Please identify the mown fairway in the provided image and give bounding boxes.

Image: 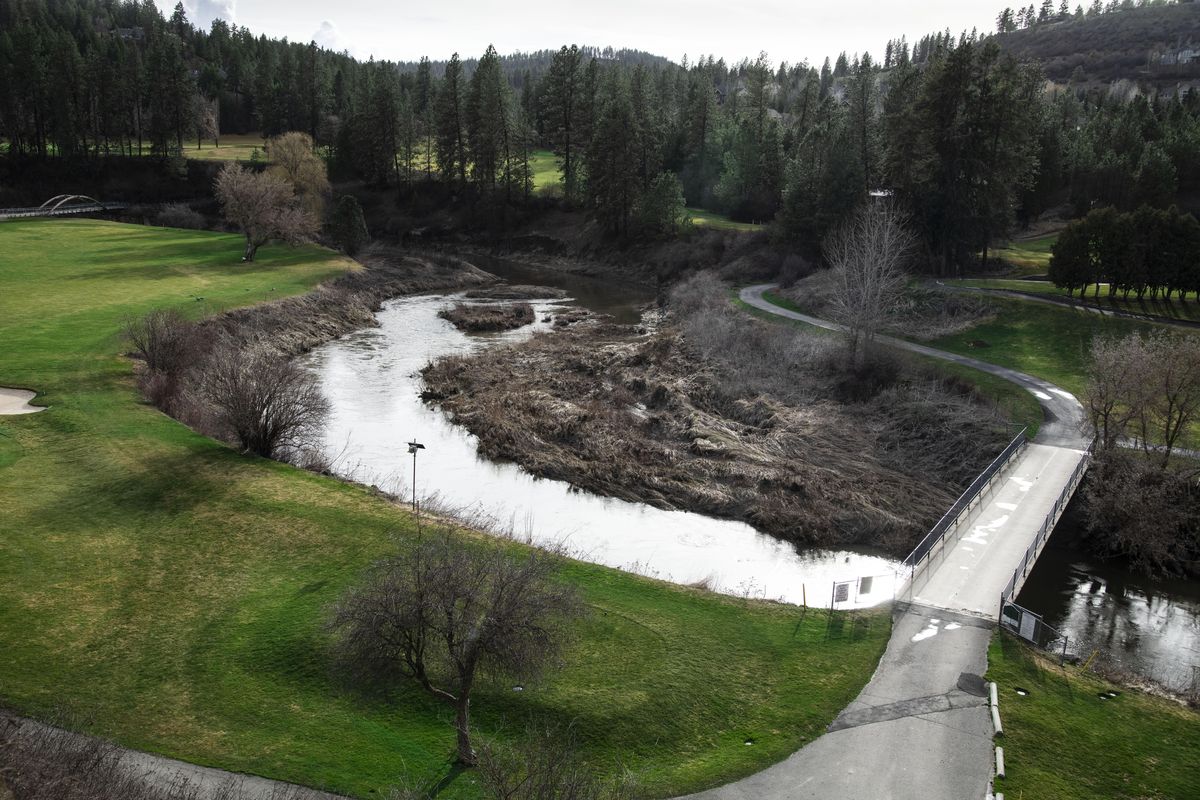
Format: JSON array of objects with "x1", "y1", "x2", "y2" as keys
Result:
[
  {"x1": 929, "y1": 296, "x2": 1194, "y2": 397},
  {"x1": 0, "y1": 218, "x2": 891, "y2": 798},
  {"x1": 988, "y1": 636, "x2": 1200, "y2": 800}
]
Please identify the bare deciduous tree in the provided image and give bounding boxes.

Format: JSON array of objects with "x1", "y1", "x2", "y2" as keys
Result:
[
  {"x1": 1086, "y1": 334, "x2": 1151, "y2": 452},
  {"x1": 1086, "y1": 332, "x2": 1200, "y2": 465},
  {"x1": 124, "y1": 309, "x2": 198, "y2": 375},
  {"x1": 328, "y1": 533, "x2": 585, "y2": 765},
  {"x1": 823, "y1": 201, "x2": 914, "y2": 366},
  {"x1": 214, "y1": 163, "x2": 318, "y2": 262},
  {"x1": 266, "y1": 132, "x2": 331, "y2": 218},
  {"x1": 200, "y1": 347, "x2": 329, "y2": 459}
]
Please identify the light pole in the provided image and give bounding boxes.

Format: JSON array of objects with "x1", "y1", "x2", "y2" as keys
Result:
[{"x1": 407, "y1": 441, "x2": 425, "y2": 517}]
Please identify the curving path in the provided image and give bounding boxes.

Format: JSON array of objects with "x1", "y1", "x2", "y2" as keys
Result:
[
  {"x1": 934, "y1": 280, "x2": 1200, "y2": 331},
  {"x1": 1, "y1": 712, "x2": 346, "y2": 800},
  {"x1": 678, "y1": 286, "x2": 1091, "y2": 800}
]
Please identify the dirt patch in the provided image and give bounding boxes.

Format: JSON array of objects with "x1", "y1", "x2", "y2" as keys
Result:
[
  {"x1": 421, "y1": 277, "x2": 1014, "y2": 555},
  {"x1": 440, "y1": 302, "x2": 535, "y2": 332},
  {"x1": 0, "y1": 388, "x2": 43, "y2": 415}
]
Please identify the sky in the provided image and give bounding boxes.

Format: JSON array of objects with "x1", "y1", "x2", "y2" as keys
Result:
[{"x1": 161, "y1": 0, "x2": 1014, "y2": 66}]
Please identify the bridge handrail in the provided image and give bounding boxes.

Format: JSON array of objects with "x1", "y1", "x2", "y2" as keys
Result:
[
  {"x1": 1000, "y1": 438, "x2": 1096, "y2": 602},
  {"x1": 903, "y1": 427, "x2": 1029, "y2": 572}
]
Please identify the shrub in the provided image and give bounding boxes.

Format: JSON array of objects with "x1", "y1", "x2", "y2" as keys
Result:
[
  {"x1": 199, "y1": 347, "x2": 330, "y2": 459},
  {"x1": 123, "y1": 309, "x2": 198, "y2": 376},
  {"x1": 156, "y1": 203, "x2": 205, "y2": 230}
]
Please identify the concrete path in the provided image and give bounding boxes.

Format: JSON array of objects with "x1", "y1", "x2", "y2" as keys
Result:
[
  {"x1": 1, "y1": 712, "x2": 346, "y2": 800},
  {"x1": 681, "y1": 286, "x2": 1092, "y2": 800},
  {"x1": 933, "y1": 280, "x2": 1200, "y2": 330}
]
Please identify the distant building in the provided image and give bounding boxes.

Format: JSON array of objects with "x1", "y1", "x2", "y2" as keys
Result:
[{"x1": 1159, "y1": 46, "x2": 1199, "y2": 66}]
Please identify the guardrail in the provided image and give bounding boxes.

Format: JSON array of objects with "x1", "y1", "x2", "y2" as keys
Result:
[
  {"x1": 903, "y1": 428, "x2": 1028, "y2": 579},
  {"x1": 1000, "y1": 440, "x2": 1095, "y2": 603},
  {"x1": 0, "y1": 202, "x2": 128, "y2": 220}
]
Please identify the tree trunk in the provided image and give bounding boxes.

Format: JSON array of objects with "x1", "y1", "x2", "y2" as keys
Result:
[
  {"x1": 454, "y1": 695, "x2": 476, "y2": 765},
  {"x1": 243, "y1": 238, "x2": 258, "y2": 262}
]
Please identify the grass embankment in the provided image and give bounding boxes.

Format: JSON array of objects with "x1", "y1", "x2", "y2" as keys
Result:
[
  {"x1": 946, "y1": 278, "x2": 1200, "y2": 323},
  {"x1": 748, "y1": 291, "x2": 1044, "y2": 438},
  {"x1": 988, "y1": 635, "x2": 1200, "y2": 800},
  {"x1": 0, "y1": 218, "x2": 891, "y2": 798},
  {"x1": 988, "y1": 233, "x2": 1057, "y2": 275}
]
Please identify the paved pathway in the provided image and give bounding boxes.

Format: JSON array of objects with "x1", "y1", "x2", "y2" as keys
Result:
[
  {"x1": 681, "y1": 286, "x2": 1091, "y2": 800},
  {"x1": 934, "y1": 280, "x2": 1200, "y2": 330},
  {"x1": 1, "y1": 712, "x2": 345, "y2": 800}
]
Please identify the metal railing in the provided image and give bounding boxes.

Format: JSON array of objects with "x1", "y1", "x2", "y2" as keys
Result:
[
  {"x1": 0, "y1": 202, "x2": 128, "y2": 220},
  {"x1": 1000, "y1": 441, "x2": 1095, "y2": 603},
  {"x1": 1000, "y1": 598, "x2": 1072, "y2": 663},
  {"x1": 903, "y1": 427, "x2": 1028, "y2": 579}
]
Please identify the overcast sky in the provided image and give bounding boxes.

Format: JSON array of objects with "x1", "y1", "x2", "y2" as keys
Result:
[{"x1": 163, "y1": 0, "x2": 1010, "y2": 66}]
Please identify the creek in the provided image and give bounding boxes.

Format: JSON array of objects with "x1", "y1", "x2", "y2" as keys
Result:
[{"x1": 303, "y1": 258, "x2": 902, "y2": 607}]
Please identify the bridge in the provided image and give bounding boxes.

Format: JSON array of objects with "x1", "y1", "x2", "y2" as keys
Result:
[
  {"x1": 681, "y1": 285, "x2": 1091, "y2": 800},
  {"x1": 0, "y1": 195, "x2": 129, "y2": 220}
]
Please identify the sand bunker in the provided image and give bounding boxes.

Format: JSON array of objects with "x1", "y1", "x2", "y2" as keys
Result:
[{"x1": 0, "y1": 387, "x2": 44, "y2": 415}]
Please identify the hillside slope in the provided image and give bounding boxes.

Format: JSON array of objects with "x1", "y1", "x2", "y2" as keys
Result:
[{"x1": 994, "y1": 3, "x2": 1200, "y2": 84}]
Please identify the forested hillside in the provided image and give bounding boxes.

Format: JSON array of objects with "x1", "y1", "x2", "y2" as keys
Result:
[
  {"x1": 993, "y1": 1, "x2": 1200, "y2": 84},
  {"x1": 4, "y1": 0, "x2": 1200, "y2": 275}
]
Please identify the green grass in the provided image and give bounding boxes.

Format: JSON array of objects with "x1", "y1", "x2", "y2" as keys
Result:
[
  {"x1": 946, "y1": 278, "x2": 1200, "y2": 323},
  {"x1": 182, "y1": 133, "x2": 269, "y2": 162},
  {"x1": 0, "y1": 218, "x2": 892, "y2": 798},
  {"x1": 529, "y1": 148, "x2": 559, "y2": 191},
  {"x1": 4, "y1": 133, "x2": 269, "y2": 162},
  {"x1": 988, "y1": 635, "x2": 1200, "y2": 800},
  {"x1": 928, "y1": 296, "x2": 1191, "y2": 397},
  {"x1": 686, "y1": 208, "x2": 765, "y2": 232},
  {"x1": 747, "y1": 292, "x2": 1043, "y2": 437},
  {"x1": 988, "y1": 233, "x2": 1057, "y2": 275}
]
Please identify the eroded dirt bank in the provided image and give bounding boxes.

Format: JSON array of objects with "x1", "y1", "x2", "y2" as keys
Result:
[
  {"x1": 421, "y1": 275, "x2": 1015, "y2": 555},
  {"x1": 197, "y1": 244, "x2": 494, "y2": 357}
]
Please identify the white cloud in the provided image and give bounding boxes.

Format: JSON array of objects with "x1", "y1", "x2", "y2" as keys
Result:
[
  {"x1": 313, "y1": 20, "x2": 347, "y2": 53},
  {"x1": 185, "y1": 0, "x2": 236, "y2": 30}
]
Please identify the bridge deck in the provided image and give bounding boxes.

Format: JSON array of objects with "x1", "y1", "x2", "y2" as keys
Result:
[{"x1": 908, "y1": 443, "x2": 1088, "y2": 618}]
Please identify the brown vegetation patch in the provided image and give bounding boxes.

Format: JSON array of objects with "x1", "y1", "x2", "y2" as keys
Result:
[
  {"x1": 783, "y1": 270, "x2": 996, "y2": 341},
  {"x1": 439, "y1": 302, "x2": 536, "y2": 332},
  {"x1": 465, "y1": 285, "x2": 569, "y2": 301},
  {"x1": 421, "y1": 275, "x2": 1013, "y2": 555}
]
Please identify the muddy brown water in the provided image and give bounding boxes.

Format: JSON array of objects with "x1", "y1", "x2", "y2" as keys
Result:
[{"x1": 304, "y1": 260, "x2": 903, "y2": 606}]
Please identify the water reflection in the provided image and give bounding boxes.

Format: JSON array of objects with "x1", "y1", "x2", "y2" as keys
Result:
[
  {"x1": 1017, "y1": 539, "x2": 1200, "y2": 686},
  {"x1": 303, "y1": 269, "x2": 902, "y2": 607}
]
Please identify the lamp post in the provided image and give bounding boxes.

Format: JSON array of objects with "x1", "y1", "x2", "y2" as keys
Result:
[{"x1": 407, "y1": 440, "x2": 425, "y2": 518}]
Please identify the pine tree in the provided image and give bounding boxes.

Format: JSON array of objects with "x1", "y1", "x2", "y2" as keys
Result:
[
  {"x1": 541, "y1": 45, "x2": 586, "y2": 201},
  {"x1": 435, "y1": 52, "x2": 467, "y2": 186}
]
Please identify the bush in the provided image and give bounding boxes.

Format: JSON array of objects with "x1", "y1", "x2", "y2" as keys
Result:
[
  {"x1": 156, "y1": 203, "x2": 205, "y2": 230},
  {"x1": 199, "y1": 347, "x2": 330, "y2": 460},
  {"x1": 123, "y1": 309, "x2": 198, "y2": 376}
]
